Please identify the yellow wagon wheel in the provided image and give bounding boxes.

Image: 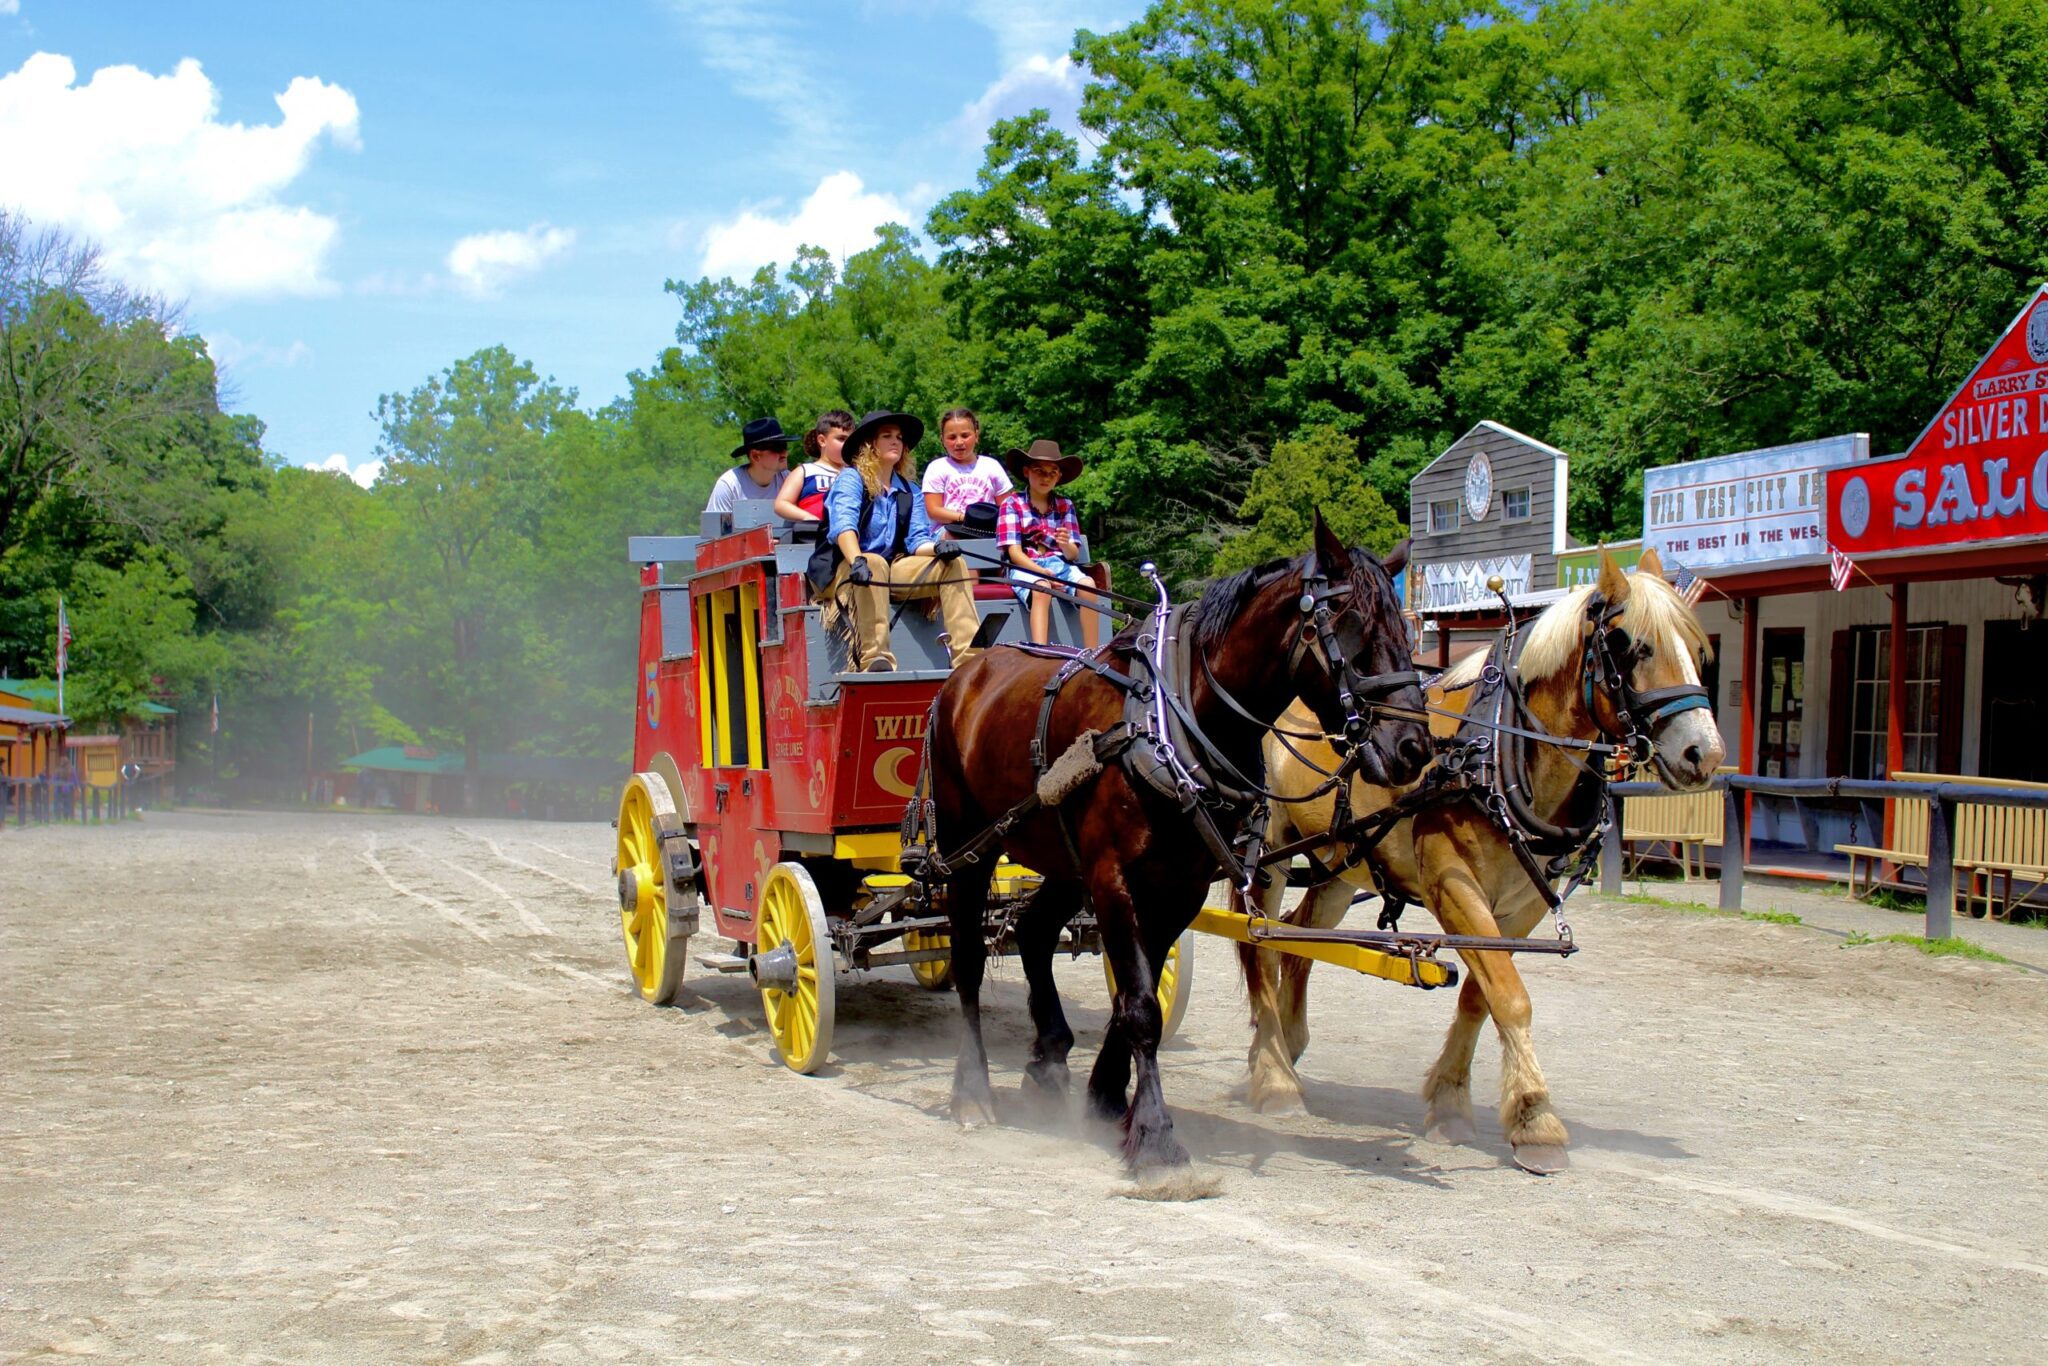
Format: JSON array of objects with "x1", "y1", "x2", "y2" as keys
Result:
[
  {"x1": 752, "y1": 862, "x2": 837, "y2": 1074},
  {"x1": 1103, "y1": 927, "x2": 1196, "y2": 1044},
  {"x1": 901, "y1": 921, "x2": 954, "y2": 991},
  {"x1": 614, "y1": 772, "x2": 692, "y2": 1005}
]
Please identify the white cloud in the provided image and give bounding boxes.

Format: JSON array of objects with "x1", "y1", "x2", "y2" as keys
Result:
[
  {"x1": 310, "y1": 453, "x2": 382, "y2": 488},
  {"x1": 661, "y1": 1, "x2": 843, "y2": 164},
  {"x1": 0, "y1": 2, "x2": 19, "y2": 16},
  {"x1": 0, "y1": 52, "x2": 360, "y2": 300},
  {"x1": 949, "y1": 54, "x2": 1088, "y2": 148},
  {"x1": 696, "y1": 171, "x2": 918, "y2": 281},
  {"x1": 958, "y1": 2, "x2": 1137, "y2": 66},
  {"x1": 204, "y1": 331, "x2": 310, "y2": 370},
  {"x1": 445, "y1": 223, "x2": 575, "y2": 297}
]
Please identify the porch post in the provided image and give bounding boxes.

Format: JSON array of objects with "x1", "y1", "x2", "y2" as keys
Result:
[
  {"x1": 1884, "y1": 583, "x2": 1908, "y2": 844},
  {"x1": 1739, "y1": 598, "x2": 1759, "y2": 864}
]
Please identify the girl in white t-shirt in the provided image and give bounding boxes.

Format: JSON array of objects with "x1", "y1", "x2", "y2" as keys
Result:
[{"x1": 920, "y1": 407, "x2": 1011, "y2": 539}]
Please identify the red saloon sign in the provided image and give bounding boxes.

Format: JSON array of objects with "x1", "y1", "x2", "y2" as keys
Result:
[{"x1": 1827, "y1": 286, "x2": 2048, "y2": 555}]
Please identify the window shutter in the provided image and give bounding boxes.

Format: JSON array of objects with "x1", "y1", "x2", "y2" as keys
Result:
[
  {"x1": 1937, "y1": 624, "x2": 1966, "y2": 774},
  {"x1": 1826, "y1": 629, "x2": 1852, "y2": 777}
]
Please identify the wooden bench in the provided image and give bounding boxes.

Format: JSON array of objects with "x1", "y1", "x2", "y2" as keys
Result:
[
  {"x1": 1836, "y1": 787, "x2": 1929, "y2": 899},
  {"x1": 1908, "y1": 771, "x2": 2048, "y2": 920},
  {"x1": 1621, "y1": 770, "x2": 1729, "y2": 880},
  {"x1": 1838, "y1": 772, "x2": 2048, "y2": 918}
]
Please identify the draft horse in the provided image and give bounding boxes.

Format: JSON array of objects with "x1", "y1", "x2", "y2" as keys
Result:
[
  {"x1": 1236, "y1": 549, "x2": 1725, "y2": 1173},
  {"x1": 922, "y1": 517, "x2": 1431, "y2": 1172}
]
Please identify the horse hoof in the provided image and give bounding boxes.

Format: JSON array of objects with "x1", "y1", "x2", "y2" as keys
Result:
[
  {"x1": 1424, "y1": 1114, "x2": 1478, "y2": 1146},
  {"x1": 952, "y1": 1093, "x2": 997, "y2": 1129},
  {"x1": 1024, "y1": 1060, "x2": 1070, "y2": 1095},
  {"x1": 1249, "y1": 1089, "x2": 1308, "y2": 1118},
  {"x1": 1085, "y1": 1093, "x2": 1129, "y2": 1125},
  {"x1": 1511, "y1": 1143, "x2": 1571, "y2": 1175}
]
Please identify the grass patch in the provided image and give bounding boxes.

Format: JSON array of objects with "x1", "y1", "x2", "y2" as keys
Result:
[
  {"x1": 1618, "y1": 894, "x2": 1801, "y2": 927},
  {"x1": 1619, "y1": 891, "x2": 1716, "y2": 911},
  {"x1": 1863, "y1": 886, "x2": 1924, "y2": 915},
  {"x1": 1841, "y1": 931, "x2": 2011, "y2": 964}
]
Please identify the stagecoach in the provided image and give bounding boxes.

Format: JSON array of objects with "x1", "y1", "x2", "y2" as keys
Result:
[{"x1": 611, "y1": 501, "x2": 1456, "y2": 1074}]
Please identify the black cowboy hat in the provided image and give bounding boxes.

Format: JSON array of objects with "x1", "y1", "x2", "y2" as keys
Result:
[
  {"x1": 845, "y1": 410, "x2": 925, "y2": 459},
  {"x1": 1003, "y1": 438, "x2": 1084, "y2": 486},
  {"x1": 730, "y1": 416, "x2": 793, "y2": 460}
]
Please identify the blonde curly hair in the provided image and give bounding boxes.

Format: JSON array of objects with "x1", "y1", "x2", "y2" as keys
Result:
[{"x1": 849, "y1": 423, "x2": 918, "y2": 496}]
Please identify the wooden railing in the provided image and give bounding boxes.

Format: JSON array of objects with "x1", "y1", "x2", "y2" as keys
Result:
[{"x1": 1601, "y1": 775, "x2": 2048, "y2": 939}]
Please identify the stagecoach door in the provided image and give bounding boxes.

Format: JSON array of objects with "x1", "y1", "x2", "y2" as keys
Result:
[{"x1": 695, "y1": 582, "x2": 766, "y2": 770}]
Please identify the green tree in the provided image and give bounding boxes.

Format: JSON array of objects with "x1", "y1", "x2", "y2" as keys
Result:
[
  {"x1": 1211, "y1": 426, "x2": 1405, "y2": 574},
  {"x1": 373, "y1": 346, "x2": 572, "y2": 811}
]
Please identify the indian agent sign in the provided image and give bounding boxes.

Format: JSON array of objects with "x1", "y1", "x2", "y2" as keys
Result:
[{"x1": 1828, "y1": 285, "x2": 2048, "y2": 554}]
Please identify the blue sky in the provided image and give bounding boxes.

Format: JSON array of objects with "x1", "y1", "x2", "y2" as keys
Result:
[{"x1": 0, "y1": 0, "x2": 1144, "y2": 482}]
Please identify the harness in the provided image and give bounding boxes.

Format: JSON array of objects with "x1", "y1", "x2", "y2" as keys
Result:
[
  {"x1": 1293, "y1": 588, "x2": 1713, "y2": 941},
  {"x1": 901, "y1": 560, "x2": 1421, "y2": 898}
]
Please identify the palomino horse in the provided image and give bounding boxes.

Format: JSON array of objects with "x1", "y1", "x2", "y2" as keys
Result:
[
  {"x1": 923, "y1": 518, "x2": 1431, "y2": 1172},
  {"x1": 1235, "y1": 549, "x2": 1724, "y2": 1173}
]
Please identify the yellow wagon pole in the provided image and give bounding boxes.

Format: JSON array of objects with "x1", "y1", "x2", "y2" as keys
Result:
[{"x1": 1189, "y1": 905, "x2": 1459, "y2": 989}]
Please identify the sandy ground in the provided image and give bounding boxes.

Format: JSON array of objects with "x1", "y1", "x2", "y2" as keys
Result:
[{"x1": 3, "y1": 810, "x2": 2046, "y2": 1364}]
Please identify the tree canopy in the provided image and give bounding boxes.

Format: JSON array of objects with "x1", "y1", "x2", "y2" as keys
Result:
[{"x1": 3, "y1": 0, "x2": 2044, "y2": 803}]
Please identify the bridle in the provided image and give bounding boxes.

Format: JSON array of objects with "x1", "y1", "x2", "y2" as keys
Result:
[
  {"x1": 1284, "y1": 567, "x2": 1425, "y2": 753},
  {"x1": 1580, "y1": 592, "x2": 1713, "y2": 776}
]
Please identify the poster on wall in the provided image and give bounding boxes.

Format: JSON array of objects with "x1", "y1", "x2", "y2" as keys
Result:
[
  {"x1": 1827, "y1": 285, "x2": 2048, "y2": 555},
  {"x1": 1645, "y1": 434, "x2": 1868, "y2": 569}
]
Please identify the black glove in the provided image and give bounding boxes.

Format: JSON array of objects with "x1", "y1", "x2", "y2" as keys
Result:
[
  {"x1": 847, "y1": 558, "x2": 874, "y2": 587},
  {"x1": 931, "y1": 539, "x2": 963, "y2": 562}
]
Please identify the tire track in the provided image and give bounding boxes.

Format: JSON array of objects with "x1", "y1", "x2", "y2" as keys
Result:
[
  {"x1": 360, "y1": 831, "x2": 494, "y2": 942},
  {"x1": 1578, "y1": 1153, "x2": 2048, "y2": 1279}
]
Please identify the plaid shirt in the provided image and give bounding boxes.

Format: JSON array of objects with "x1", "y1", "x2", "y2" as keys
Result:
[{"x1": 995, "y1": 491, "x2": 1080, "y2": 557}]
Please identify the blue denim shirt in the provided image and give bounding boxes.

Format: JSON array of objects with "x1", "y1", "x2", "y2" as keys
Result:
[{"x1": 824, "y1": 470, "x2": 937, "y2": 556}]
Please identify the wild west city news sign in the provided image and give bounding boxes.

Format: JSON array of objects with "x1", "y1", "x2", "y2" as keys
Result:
[
  {"x1": 1644, "y1": 434, "x2": 1869, "y2": 570},
  {"x1": 1828, "y1": 286, "x2": 2048, "y2": 555}
]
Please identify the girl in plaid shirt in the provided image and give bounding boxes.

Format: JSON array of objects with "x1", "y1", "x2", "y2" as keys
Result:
[{"x1": 996, "y1": 441, "x2": 1097, "y2": 644}]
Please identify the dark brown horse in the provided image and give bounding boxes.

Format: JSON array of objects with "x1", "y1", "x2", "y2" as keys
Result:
[{"x1": 922, "y1": 517, "x2": 1430, "y2": 1171}]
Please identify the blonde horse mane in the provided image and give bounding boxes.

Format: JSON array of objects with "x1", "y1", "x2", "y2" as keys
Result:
[{"x1": 1442, "y1": 573, "x2": 1712, "y2": 690}]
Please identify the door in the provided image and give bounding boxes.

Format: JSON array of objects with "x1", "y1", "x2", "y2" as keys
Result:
[
  {"x1": 1981, "y1": 620, "x2": 2048, "y2": 782},
  {"x1": 1758, "y1": 629, "x2": 1805, "y2": 779}
]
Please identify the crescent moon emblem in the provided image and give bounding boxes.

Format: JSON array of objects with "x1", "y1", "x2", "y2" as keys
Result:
[{"x1": 872, "y1": 745, "x2": 917, "y2": 799}]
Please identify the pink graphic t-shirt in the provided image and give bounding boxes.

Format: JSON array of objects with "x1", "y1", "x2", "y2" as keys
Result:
[{"x1": 921, "y1": 454, "x2": 1012, "y2": 514}]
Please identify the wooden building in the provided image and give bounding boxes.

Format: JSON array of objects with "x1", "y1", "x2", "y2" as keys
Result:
[{"x1": 1408, "y1": 420, "x2": 1576, "y2": 665}]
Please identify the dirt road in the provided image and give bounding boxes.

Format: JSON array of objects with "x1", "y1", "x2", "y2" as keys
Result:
[{"x1": 3, "y1": 811, "x2": 2045, "y2": 1362}]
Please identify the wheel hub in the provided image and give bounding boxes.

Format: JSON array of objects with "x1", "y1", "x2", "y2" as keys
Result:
[
  {"x1": 617, "y1": 867, "x2": 641, "y2": 913},
  {"x1": 750, "y1": 941, "x2": 799, "y2": 994}
]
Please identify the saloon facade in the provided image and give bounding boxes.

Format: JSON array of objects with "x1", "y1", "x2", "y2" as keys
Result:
[{"x1": 1410, "y1": 287, "x2": 2048, "y2": 857}]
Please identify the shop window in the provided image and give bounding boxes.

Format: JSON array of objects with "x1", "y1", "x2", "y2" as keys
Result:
[
  {"x1": 1501, "y1": 487, "x2": 1532, "y2": 521},
  {"x1": 1428, "y1": 499, "x2": 1459, "y2": 535},
  {"x1": 1827, "y1": 624, "x2": 1963, "y2": 779},
  {"x1": 1758, "y1": 630, "x2": 1804, "y2": 778}
]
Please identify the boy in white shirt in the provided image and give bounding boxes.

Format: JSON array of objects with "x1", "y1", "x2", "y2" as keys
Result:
[{"x1": 920, "y1": 407, "x2": 1011, "y2": 539}]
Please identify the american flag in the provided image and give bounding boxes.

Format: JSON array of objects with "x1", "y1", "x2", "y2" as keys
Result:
[
  {"x1": 1828, "y1": 546, "x2": 1855, "y2": 592},
  {"x1": 55, "y1": 596, "x2": 71, "y2": 674},
  {"x1": 1669, "y1": 560, "x2": 1708, "y2": 609}
]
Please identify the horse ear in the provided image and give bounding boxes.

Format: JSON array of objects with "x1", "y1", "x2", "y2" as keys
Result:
[
  {"x1": 1381, "y1": 536, "x2": 1410, "y2": 576},
  {"x1": 1596, "y1": 546, "x2": 1632, "y2": 604},
  {"x1": 1310, "y1": 509, "x2": 1350, "y2": 575},
  {"x1": 1637, "y1": 546, "x2": 1664, "y2": 579}
]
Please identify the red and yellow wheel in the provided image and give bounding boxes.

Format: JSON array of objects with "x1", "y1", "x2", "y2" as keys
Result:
[
  {"x1": 614, "y1": 772, "x2": 691, "y2": 1004},
  {"x1": 752, "y1": 862, "x2": 837, "y2": 1073}
]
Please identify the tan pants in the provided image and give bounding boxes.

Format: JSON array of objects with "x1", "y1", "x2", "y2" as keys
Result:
[{"x1": 838, "y1": 552, "x2": 982, "y2": 669}]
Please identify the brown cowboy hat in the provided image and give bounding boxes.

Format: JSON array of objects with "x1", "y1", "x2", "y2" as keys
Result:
[
  {"x1": 845, "y1": 410, "x2": 925, "y2": 459},
  {"x1": 1003, "y1": 439, "x2": 1084, "y2": 486}
]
